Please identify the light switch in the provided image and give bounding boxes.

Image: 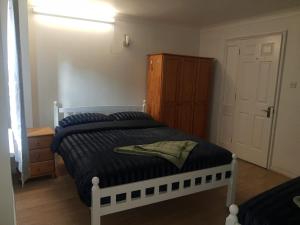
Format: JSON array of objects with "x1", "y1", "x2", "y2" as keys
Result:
[{"x1": 290, "y1": 81, "x2": 298, "y2": 89}]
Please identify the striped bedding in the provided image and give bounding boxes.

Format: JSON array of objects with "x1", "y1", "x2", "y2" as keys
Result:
[
  {"x1": 238, "y1": 176, "x2": 300, "y2": 225},
  {"x1": 52, "y1": 120, "x2": 232, "y2": 206}
]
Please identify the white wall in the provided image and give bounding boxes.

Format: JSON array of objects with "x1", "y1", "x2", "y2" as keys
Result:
[
  {"x1": 28, "y1": 13, "x2": 200, "y2": 127},
  {"x1": 0, "y1": 0, "x2": 17, "y2": 224},
  {"x1": 199, "y1": 11, "x2": 300, "y2": 177},
  {"x1": 28, "y1": 2, "x2": 300, "y2": 177}
]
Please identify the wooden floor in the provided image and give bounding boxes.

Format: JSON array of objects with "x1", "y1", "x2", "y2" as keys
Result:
[{"x1": 14, "y1": 159, "x2": 288, "y2": 225}]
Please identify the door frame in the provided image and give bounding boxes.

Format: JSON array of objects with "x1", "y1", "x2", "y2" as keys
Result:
[{"x1": 217, "y1": 31, "x2": 287, "y2": 169}]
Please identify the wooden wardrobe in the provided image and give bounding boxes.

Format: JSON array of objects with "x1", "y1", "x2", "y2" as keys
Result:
[{"x1": 146, "y1": 53, "x2": 214, "y2": 139}]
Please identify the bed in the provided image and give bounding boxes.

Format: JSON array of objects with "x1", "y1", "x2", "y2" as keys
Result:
[
  {"x1": 226, "y1": 176, "x2": 300, "y2": 225},
  {"x1": 53, "y1": 100, "x2": 237, "y2": 225}
]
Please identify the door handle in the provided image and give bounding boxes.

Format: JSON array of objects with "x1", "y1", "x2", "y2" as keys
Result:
[{"x1": 262, "y1": 106, "x2": 274, "y2": 118}]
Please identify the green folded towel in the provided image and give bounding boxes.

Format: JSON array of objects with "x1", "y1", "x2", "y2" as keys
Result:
[
  {"x1": 114, "y1": 140, "x2": 198, "y2": 169},
  {"x1": 293, "y1": 196, "x2": 300, "y2": 208}
]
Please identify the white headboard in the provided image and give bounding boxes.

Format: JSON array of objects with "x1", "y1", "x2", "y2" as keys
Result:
[{"x1": 53, "y1": 100, "x2": 147, "y2": 127}]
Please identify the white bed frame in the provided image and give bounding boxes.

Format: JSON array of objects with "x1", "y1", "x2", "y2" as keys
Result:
[{"x1": 53, "y1": 100, "x2": 238, "y2": 225}]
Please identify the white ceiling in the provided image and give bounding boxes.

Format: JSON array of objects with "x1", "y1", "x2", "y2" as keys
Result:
[{"x1": 107, "y1": 0, "x2": 300, "y2": 27}]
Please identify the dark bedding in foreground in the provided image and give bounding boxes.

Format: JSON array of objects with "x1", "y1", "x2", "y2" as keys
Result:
[
  {"x1": 238, "y1": 176, "x2": 300, "y2": 225},
  {"x1": 52, "y1": 120, "x2": 232, "y2": 206}
]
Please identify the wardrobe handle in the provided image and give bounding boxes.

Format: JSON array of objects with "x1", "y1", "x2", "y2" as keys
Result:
[{"x1": 150, "y1": 60, "x2": 153, "y2": 71}]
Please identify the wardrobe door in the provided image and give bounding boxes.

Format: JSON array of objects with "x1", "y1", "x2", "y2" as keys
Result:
[
  {"x1": 146, "y1": 55, "x2": 163, "y2": 121},
  {"x1": 193, "y1": 59, "x2": 213, "y2": 138},
  {"x1": 161, "y1": 55, "x2": 181, "y2": 128},
  {"x1": 176, "y1": 57, "x2": 198, "y2": 134}
]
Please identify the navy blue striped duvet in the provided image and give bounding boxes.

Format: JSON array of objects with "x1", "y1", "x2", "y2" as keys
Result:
[
  {"x1": 52, "y1": 120, "x2": 232, "y2": 206},
  {"x1": 238, "y1": 176, "x2": 300, "y2": 225}
]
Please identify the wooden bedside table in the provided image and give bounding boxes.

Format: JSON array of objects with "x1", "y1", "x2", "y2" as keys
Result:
[{"x1": 27, "y1": 127, "x2": 56, "y2": 179}]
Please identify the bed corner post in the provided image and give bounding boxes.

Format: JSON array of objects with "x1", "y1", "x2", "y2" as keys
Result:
[
  {"x1": 53, "y1": 101, "x2": 60, "y2": 128},
  {"x1": 142, "y1": 99, "x2": 146, "y2": 112},
  {"x1": 225, "y1": 204, "x2": 240, "y2": 225},
  {"x1": 226, "y1": 154, "x2": 237, "y2": 207},
  {"x1": 91, "y1": 177, "x2": 101, "y2": 225}
]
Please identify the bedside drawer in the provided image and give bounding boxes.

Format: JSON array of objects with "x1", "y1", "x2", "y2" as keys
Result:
[
  {"x1": 30, "y1": 148, "x2": 53, "y2": 163},
  {"x1": 28, "y1": 135, "x2": 53, "y2": 150},
  {"x1": 30, "y1": 161, "x2": 54, "y2": 177}
]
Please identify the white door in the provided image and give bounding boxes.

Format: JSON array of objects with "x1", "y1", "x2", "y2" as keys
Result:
[
  {"x1": 219, "y1": 41, "x2": 240, "y2": 150},
  {"x1": 220, "y1": 34, "x2": 282, "y2": 168}
]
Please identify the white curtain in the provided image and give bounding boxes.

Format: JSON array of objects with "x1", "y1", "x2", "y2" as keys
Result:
[{"x1": 7, "y1": 0, "x2": 29, "y2": 185}]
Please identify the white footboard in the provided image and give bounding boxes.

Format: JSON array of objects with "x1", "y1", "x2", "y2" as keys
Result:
[
  {"x1": 91, "y1": 154, "x2": 237, "y2": 225},
  {"x1": 225, "y1": 204, "x2": 241, "y2": 225}
]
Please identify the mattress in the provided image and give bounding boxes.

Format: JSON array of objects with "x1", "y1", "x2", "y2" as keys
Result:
[
  {"x1": 52, "y1": 120, "x2": 232, "y2": 206},
  {"x1": 238, "y1": 176, "x2": 300, "y2": 225}
]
